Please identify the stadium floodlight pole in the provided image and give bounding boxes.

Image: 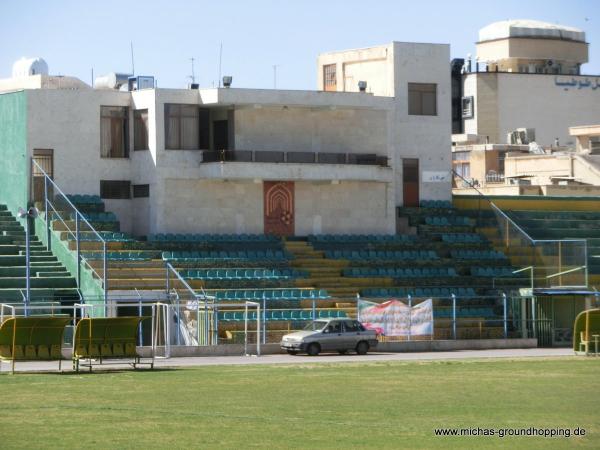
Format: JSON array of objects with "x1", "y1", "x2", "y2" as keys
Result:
[{"x1": 17, "y1": 207, "x2": 39, "y2": 316}]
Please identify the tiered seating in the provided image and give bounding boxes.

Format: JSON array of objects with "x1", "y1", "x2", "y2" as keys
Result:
[
  {"x1": 325, "y1": 250, "x2": 438, "y2": 261},
  {"x1": 308, "y1": 234, "x2": 417, "y2": 243},
  {"x1": 182, "y1": 268, "x2": 307, "y2": 280},
  {"x1": 66, "y1": 194, "x2": 103, "y2": 205},
  {"x1": 211, "y1": 289, "x2": 329, "y2": 300},
  {"x1": 451, "y1": 249, "x2": 507, "y2": 260},
  {"x1": 149, "y1": 233, "x2": 279, "y2": 242},
  {"x1": 218, "y1": 309, "x2": 347, "y2": 322},
  {"x1": 82, "y1": 251, "x2": 159, "y2": 261},
  {"x1": 163, "y1": 250, "x2": 289, "y2": 262},
  {"x1": 71, "y1": 212, "x2": 117, "y2": 223},
  {"x1": 420, "y1": 200, "x2": 453, "y2": 209},
  {"x1": 79, "y1": 232, "x2": 132, "y2": 242},
  {"x1": 442, "y1": 233, "x2": 484, "y2": 244},
  {"x1": 434, "y1": 307, "x2": 496, "y2": 319},
  {"x1": 471, "y1": 267, "x2": 515, "y2": 277},
  {"x1": 425, "y1": 216, "x2": 471, "y2": 226},
  {"x1": 361, "y1": 287, "x2": 476, "y2": 298},
  {"x1": 343, "y1": 267, "x2": 457, "y2": 278}
]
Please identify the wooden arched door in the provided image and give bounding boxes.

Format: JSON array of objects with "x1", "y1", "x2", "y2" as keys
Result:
[{"x1": 264, "y1": 181, "x2": 295, "y2": 236}]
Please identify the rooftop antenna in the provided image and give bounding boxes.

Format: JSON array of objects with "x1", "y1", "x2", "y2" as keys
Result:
[
  {"x1": 91, "y1": 68, "x2": 94, "y2": 87},
  {"x1": 189, "y1": 57, "x2": 196, "y2": 84},
  {"x1": 218, "y1": 42, "x2": 223, "y2": 87},
  {"x1": 273, "y1": 64, "x2": 280, "y2": 89},
  {"x1": 130, "y1": 41, "x2": 135, "y2": 75}
]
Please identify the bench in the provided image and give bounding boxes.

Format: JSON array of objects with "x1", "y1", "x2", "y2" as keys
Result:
[
  {"x1": 0, "y1": 316, "x2": 72, "y2": 373},
  {"x1": 573, "y1": 309, "x2": 600, "y2": 355},
  {"x1": 72, "y1": 317, "x2": 153, "y2": 372}
]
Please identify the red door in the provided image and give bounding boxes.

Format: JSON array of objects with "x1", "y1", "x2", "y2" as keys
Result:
[
  {"x1": 403, "y1": 158, "x2": 420, "y2": 207},
  {"x1": 264, "y1": 181, "x2": 295, "y2": 236}
]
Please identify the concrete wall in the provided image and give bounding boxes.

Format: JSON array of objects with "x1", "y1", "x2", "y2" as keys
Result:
[
  {"x1": 26, "y1": 89, "x2": 136, "y2": 231},
  {"x1": 295, "y1": 181, "x2": 394, "y2": 234},
  {"x1": 234, "y1": 106, "x2": 388, "y2": 155},
  {"x1": 392, "y1": 42, "x2": 453, "y2": 202},
  {"x1": 0, "y1": 91, "x2": 28, "y2": 214},
  {"x1": 157, "y1": 178, "x2": 394, "y2": 235},
  {"x1": 464, "y1": 73, "x2": 600, "y2": 147},
  {"x1": 477, "y1": 37, "x2": 588, "y2": 66},
  {"x1": 316, "y1": 44, "x2": 394, "y2": 96}
]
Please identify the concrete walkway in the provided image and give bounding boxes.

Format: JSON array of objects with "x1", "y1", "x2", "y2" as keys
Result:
[{"x1": 0, "y1": 348, "x2": 576, "y2": 373}]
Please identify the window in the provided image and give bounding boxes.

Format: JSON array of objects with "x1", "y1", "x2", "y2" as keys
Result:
[
  {"x1": 132, "y1": 184, "x2": 150, "y2": 198},
  {"x1": 100, "y1": 106, "x2": 129, "y2": 158},
  {"x1": 134, "y1": 109, "x2": 149, "y2": 150},
  {"x1": 100, "y1": 180, "x2": 131, "y2": 199},
  {"x1": 408, "y1": 83, "x2": 437, "y2": 116},
  {"x1": 344, "y1": 321, "x2": 360, "y2": 333},
  {"x1": 323, "y1": 64, "x2": 336, "y2": 92},
  {"x1": 164, "y1": 104, "x2": 209, "y2": 150},
  {"x1": 461, "y1": 96, "x2": 474, "y2": 119},
  {"x1": 590, "y1": 137, "x2": 600, "y2": 155}
]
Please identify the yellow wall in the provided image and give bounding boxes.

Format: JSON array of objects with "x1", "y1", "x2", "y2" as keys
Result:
[{"x1": 453, "y1": 195, "x2": 600, "y2": 211}]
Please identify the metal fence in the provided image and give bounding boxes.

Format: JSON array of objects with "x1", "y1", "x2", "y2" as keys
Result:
[{"x1": 30, "y1": 159, "x2": 109, "y2": 307}]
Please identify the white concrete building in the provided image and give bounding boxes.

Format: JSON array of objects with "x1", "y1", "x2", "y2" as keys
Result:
[
  {"x1": 453, "y1": 20, "x2": 600, "y2": 147},
  {"x1": 0, "y1": 42, "x2": 451, "y2": 237}
]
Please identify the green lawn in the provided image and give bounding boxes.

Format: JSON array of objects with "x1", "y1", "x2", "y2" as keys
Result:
[{"x1": 1, "y1": 357, "x2": 598, "y2": 449}]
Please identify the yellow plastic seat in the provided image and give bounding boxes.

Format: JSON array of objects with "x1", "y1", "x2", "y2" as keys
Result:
[
  {"x1": 51, "y1": 345, "x2": 62, "y2": 359},
  {"x1": 112, "y1": 343, "x2": 125, "y2": 357},
  {"x1": 0, "y1": 344, "x2": 11, "y2": 358},
  {"x1": 100, "y1": 343, "x2": 112, "y2": 357},
  {"x1": 125, "y1": 342, "x2": 137, "y2": 356},
  {"x1": 13, "y1": 345, "x2": 24, "y2": 360},
  {"x1": 37, "y1": 345, "x2": 50, "y2": 359},
  {"x1": 76, "y1": 345, "x2": 88, "y2": 358},
  {"x1": 89, "y1": 344, "x2": 100, "y2": 357}
]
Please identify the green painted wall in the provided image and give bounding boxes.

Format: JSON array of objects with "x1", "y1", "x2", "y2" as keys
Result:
[
  {"x1": 35, "y1": 216, "x2": 106, "y2": 316},
  {"x1": 0, "y1": 91, "x2": 28, "y2": 214}
]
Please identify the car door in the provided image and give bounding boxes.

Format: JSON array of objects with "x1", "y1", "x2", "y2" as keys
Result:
[
  {"x1": 320, "y1": 321, "x2": 343, "y2": 351},
  {"x1": 342, "y1": 320, "x2": 362, "y2": 348}
]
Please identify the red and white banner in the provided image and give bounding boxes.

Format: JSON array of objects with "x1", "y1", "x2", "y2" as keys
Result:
[{"x1": 358, "y1": 299, "x2": 433, "y2": 337}]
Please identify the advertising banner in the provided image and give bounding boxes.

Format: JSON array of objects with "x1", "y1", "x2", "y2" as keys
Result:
[{"x1": 358, "y1": 299, "x2": 433, "y2": 337}]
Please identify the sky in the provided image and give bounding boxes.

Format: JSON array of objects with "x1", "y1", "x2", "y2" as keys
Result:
[{"x1": 1, "y1": 0, "x2": 599, "y2": 90}]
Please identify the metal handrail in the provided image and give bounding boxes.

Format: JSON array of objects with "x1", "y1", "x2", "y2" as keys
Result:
[{"x1": 31, "y1": 159, "x2": 108, "y2": 304}]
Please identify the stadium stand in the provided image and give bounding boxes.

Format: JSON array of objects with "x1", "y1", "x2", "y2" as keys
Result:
[{"x1": 0, "y1": 204, "x2": 78, "y2": 303}]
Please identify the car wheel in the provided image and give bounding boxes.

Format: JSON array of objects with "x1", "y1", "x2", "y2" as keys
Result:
[
  {"x1": 307, "y1": 343, "x2": 320, "y2": 356},
  {"x1": 287, "y1": 350, "x2": 298, "y2": 355},
  {"x1": 356, "y1": 341, "x2": 369, "y2": 355},
  {"x1": 337, "y1": 349, "x2": 348, "y2": 355}
]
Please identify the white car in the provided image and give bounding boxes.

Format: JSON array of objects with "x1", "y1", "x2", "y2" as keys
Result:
[{"x1": 280, "y1": 318, "x2": 378, "y2": 356}]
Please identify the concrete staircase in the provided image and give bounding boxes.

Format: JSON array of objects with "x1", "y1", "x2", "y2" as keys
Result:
[
  {"x1": 0, "y1": 204, "x2": 78, "y2": 303},
  {"x1": 285, "y1": 240, "x2": 394, "y2": 298}
]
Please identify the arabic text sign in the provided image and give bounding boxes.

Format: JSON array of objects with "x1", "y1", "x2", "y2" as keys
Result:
[
  {"x1": 554, "y1": 76, "x2": 600, "y2": 91},
  {"x1": 358, "y1": 299, "x2": 433, "y2": 336}
]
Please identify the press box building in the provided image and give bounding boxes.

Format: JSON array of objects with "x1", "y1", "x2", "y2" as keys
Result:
[{"x1": 0, "y1": 43, "x2": 451, "y2": 237}]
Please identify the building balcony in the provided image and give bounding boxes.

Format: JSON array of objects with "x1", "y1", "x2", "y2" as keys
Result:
[{"x1": 200, "y1": 149, "x2": 389, "y2": 167}]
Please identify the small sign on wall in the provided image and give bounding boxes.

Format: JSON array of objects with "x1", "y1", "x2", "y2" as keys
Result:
[{"x1": 422, "y1": 171, "x2": 451, "y2": 183}]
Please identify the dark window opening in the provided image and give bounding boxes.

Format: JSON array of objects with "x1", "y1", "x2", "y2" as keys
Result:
[
  {"x1": 133, "y1": 184, "x2": 150, "y2": 198},
  {"x1": 134, "y1": 109, "x2": 149, "y2": 150},
  {"x1": 100, "y1": 180, "x2": 131, "y2": 199},
  {"x1": 101, "y1": 106, "x2": 129, "y2": 158},
  {"x1": 164, "y1": 104, "x2": 210, "y2": 150},
  {"x1": 408, "y1": 83, "x2": 437, "y2": 116}
]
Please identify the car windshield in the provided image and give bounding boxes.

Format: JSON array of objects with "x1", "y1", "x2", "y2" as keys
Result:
[{"x1": 303, "y1": 320, "x2": 328, "y2": 331}]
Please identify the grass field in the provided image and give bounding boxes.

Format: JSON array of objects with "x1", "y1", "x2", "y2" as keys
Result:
[{"x1": 1, "y1": 357, "x2": 598, "y2": 449}]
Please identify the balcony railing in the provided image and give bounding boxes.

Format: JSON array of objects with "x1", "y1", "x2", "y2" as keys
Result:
[{"x1": 201, "y1": 150, "x2": 389, "y2": 167}]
